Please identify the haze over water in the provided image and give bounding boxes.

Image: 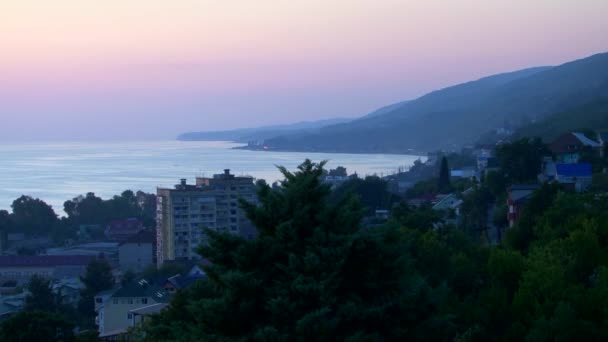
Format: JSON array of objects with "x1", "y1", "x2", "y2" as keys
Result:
[{"x1": 0, "y1": 141, "x2": 420, "y2": 214}]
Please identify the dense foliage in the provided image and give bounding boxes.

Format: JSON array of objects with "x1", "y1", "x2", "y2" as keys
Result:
[
  {"x1": 133, "y1": 157, "x2": 608, "y2": 341},
  {"x1": 64, "y1": 190, "x2": 156, "y2": 228},
  {"x1": 330, "y1": 175, "x2": 399, "y2": 215},
  {"x1": 78, "y1": 259, "x2": 114, "y2": 327},
  {"x1": 0, "y1": 190, "x2": 155, "y2": 246}
]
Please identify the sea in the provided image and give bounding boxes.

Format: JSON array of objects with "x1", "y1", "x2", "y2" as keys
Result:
[{"x1": 0, "y1": 140, "x2": 421, "y2": 214}]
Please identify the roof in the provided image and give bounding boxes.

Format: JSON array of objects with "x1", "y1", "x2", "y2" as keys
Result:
[
  {"x1": 509, "y1": 184, "x2": 540, "y2": 191},
  {"x1": 572, "y1": 132, "x2": 601, "y2": 147},
  {"x1": 550, "y1": 132, "x2": 601, "y2": 155},
  {"x1": 508, "y1": 184, "x2": 540, "y2": 204},
  {"x1": 106, "y1": 218, "x2": 143, "y2": 234},
  {"x1": 129, "y1": 303, "x2": 168, "y2": 316},
  {"x1": 0, "y1": 255, "x2": 95, "y2": 268},
  {"x1": 119, "y1": 230, "x2": 156, "y2": 246},
  {"x1": 112, "y1": 279, "x2": 170, "y2": 303},
  {"x1": 556, "y1": 163, "x2": 592, "y2": 177},
  {"x1": 166, "y1": 273, "x2": 206, "y2": 289}
]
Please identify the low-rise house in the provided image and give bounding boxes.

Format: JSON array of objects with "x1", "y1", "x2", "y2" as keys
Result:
[
  {"x1": 0, "y1": 255, "x2": 96, "y2": 285},
  {"x1": 118, "y1": 230, "x2": 155, "y2": 273},
  {"x1": 507, "y1": 185, "x2": 540, "y2": 228},
  {"x1": 95, "y1": 279, "x2": 170, "y2": 339},
  {"x1": 128, "y1": 303, "x2": 169, "y2": 329},
  {"x1": 406, "y1": 193, "x2": 438, "y2": 207},
  {"x1": 450, "y1": 167, "x2": 479, "y2": 180},
  {"x1": 0, "y1": 291, "x2": 27, "y2": 320},
  {"x1": 46, "y1": 242, "x2": 119, "y2": 268},
  {"x1": 432, "y1": 193, "x2": 463, "y2": 215},
  {"x1": 555, "y1": 163, "x2": 593, "y2": 192},
  {"x1": 52, "y1": 277, "x2": 85, "y2": 306},
  {"x1": 163, "y1": 265, "x2": 206, "y2": 294},
  {"x1": 549, "y1": 132, "x2": 601, "y2": 163},
  {"x1": 374, "y1": 209, "x2": 390, "y2": 220},
  {"x1": 105, "y1": 218, "x2": 144, "y2": 242}
]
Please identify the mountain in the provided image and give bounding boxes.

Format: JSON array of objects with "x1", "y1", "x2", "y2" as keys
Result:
[
  {"x1": 177, "y1": 118, "x2": 351, "y2": 143},
  {"x1": 262, "y1": 52, "x2": 608, "y2": 153},
  {"x1": 513, "y1": 100, "x2": 608, "y2": 142}
]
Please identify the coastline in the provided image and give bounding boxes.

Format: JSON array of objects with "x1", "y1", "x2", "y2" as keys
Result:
[{"x1": 230, "y1": 143, "x2": 428, "y2": 157}]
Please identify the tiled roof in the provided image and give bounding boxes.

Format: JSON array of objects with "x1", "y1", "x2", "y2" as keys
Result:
[{"x1": 0, "y1": 255, "x2": 95, "y2": 267}]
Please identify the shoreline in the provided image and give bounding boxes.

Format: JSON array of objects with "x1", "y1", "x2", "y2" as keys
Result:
[{"x1": 230, "y1": 144, "x2": 428, "y2": 158}]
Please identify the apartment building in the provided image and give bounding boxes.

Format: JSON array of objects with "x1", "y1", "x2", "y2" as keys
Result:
[{"x1": 156, "y1": 169, "x2": 257, "y2": 265}]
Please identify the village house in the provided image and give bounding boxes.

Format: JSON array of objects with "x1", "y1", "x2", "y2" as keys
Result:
[
  {"x1": 105, "y1": 218, "x2": 144, "y2": 242},
  {"x1": 95, "y1": 279, "x2": 170, "y2": 339},
  {"x1": 162, "y1": 265, "x2": 206, "y2": 293},
  {"x1": 118, "y1": 230, "x2": 155, "y2": 273},
  {"x1": 507, "y1": 185, "x2": 540, "y2": 228},
  {"x1": 549, "y1": 132, "x2": 601, "y2": 164},
  {"x1": 432, "y1": 193, "x2": 464, "y2": 216},
  {"x1": 450, "y1": 167, "x2": 479, "y2": 180},
  {"x1": 52, "y1": 277, "x2": 85, "y2": 306},
  {"x1": 555, "y1": 163, "x2": 593, "y2": 192},
  {"x1": 0, "y1": 255, "x2": 96, "y2": 285}
]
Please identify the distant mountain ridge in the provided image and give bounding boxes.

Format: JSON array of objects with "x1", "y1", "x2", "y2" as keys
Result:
[
  {"x1": 178, "y1": 118, "x2": 351, "y2": 143},
  {"x1": 260, "y1": 52, "x2": 608, "y2": 153}
]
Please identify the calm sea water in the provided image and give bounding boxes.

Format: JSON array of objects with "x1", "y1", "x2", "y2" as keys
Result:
[{"x1": 0, "y1": 140, "x2": 421, "y2": 214}]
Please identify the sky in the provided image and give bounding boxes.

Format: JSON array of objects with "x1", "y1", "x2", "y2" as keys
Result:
[{"x1": 1, "y1": 0, "x2": 607, "y2": 141}]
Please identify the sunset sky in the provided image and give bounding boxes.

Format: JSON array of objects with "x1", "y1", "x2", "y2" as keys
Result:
[{"x1": 1, "y1": 0, "x2": 607, "y2": 140}]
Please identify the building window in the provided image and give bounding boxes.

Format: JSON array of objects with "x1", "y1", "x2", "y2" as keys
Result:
[
  {"x1": 113, "y1": 299, "x2": 118, "y2": 304},
  {"x1": 95, "y1": 298, "x2": 102, "y2": 303},
  {"x1": 128, "y1": 313, "x2": 133, "y2": 320},
  {"x1": 142, "y1": 298, "x2": 148, "y2": 304},
  {"x1": 128, "y1": 298, "x2": 133, "y2": 304}
]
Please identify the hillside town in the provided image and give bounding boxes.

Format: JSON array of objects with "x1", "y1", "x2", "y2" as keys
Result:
[{"x1": 0, "y1": 128, "x2": 607, "y2": 340}]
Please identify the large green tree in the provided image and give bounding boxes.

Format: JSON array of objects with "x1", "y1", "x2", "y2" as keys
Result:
[
  {"x1": 11, "y1": 196, "x2": 58, "y2": 236},
  {"x1": 78, "y1": 259, "x2": 114, "y2": 326},
  {"x1": 24, "y1": 275, "x2": 59, "y2": 313},
  {"x1": 140, "y1": 160, "x2": 442, "y2": 341},
  {"x1": 495, "y1": 137, "x2": 547, "y2": 183},
  {"x1": 0, "y1": 311, "x2": 75, "y2": 342}
]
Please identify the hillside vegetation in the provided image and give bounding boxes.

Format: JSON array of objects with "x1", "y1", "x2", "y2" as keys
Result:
[{"x1": 264, "y1": 53, "x2": 608, "y2": 153}]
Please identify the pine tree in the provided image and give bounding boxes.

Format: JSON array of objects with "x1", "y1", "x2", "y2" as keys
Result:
[{"x1": 139, "y1": 160, "x2": 441, "y2": 341}]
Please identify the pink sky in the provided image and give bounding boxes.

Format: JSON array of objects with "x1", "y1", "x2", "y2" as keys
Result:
[{"x1": 1, "y1": 0, "x2": 607, "y2": 140}]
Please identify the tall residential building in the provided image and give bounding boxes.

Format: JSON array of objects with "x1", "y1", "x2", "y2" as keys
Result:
[{"x1": 156, "y1": 169, "x2": 257, "y2": 265}]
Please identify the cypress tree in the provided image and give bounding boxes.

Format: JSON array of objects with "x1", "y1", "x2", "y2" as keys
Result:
[{"x1": 438, "y1": 156, "x2": 451, "y2": 193}]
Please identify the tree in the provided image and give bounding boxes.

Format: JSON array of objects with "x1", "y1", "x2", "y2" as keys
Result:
[
  {"x1": 0, "y1": 311, "x2": 75, "y2": 342},
  {"x1": 330, "y1": 176, "x2": 399, "y2": 216},
  {"x1": 11, "y1": 195, "x2": 58, "y2": 236},
  {"x1": 328, "y1": 166, "x2": 347, "y2": 177},
  {"x1": 140, "y1": 160, "x2": 443, "y2": 341},
  {"x1": 495, "y1": 138, "x2": 547, "y2": 183},
  {"x1": 437, "y1": 156, "x2": 451, "y2": 194},
  {"x1": 24, "y1": 275, "x2": 58, "y2": 313},
  {"x1": 78, "y1": 259, "x2": 114, "y2": 325}
]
